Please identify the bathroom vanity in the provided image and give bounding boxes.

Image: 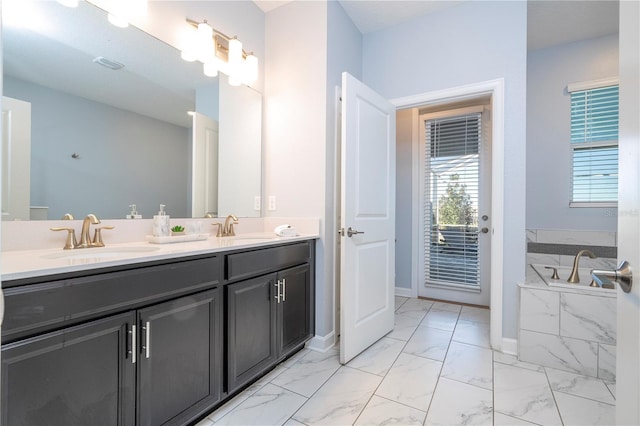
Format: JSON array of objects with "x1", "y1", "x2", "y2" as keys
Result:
[{"x1": 1, "y1": 237, "x2": 315, "y2": 426}]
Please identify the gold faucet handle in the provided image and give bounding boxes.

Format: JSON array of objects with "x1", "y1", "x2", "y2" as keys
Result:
[
  {"x1": 92, "y1": 226, "x2": 114, "y2": 247},
  {"x1": 211, "y1": 223, "x2": 223, "y2": 237},
  {"x1": 50, "y1": 227, "x2": 78, "y2": 250}
]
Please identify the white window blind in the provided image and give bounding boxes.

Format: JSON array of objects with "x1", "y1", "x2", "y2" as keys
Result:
[
  {"x1": 570, "y1": 84, "x2": 619, "y2": 205},
  {"x1": 424, "y1": 113, "x2": 481, "y2": 288}
]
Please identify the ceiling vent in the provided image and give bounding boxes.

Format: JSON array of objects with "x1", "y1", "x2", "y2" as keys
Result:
[{"x1": 92, "y1": 56, "x2": 124, "y2": 70}]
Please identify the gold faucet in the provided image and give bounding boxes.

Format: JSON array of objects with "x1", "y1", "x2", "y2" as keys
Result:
[
  {"x1": 50, "y1": 214, "x2": 106, "y2": 249},
  {"x1": 221, "y1": 214, "x2": 238, "y2": 237},
  {"x1": 77, "y1": 214, "x2": 101, "y2": 248},
  {"x1": 567, "y1": 249, "x2": 597, "y2": 283}
]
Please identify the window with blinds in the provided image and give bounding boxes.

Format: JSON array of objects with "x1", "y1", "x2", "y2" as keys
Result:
[
  {"x1": 424, "y1": 113, "x2": 481, "y2": 289},
  {"x1": 570, "y1": 84, "x2": 619, "y2": 205}
]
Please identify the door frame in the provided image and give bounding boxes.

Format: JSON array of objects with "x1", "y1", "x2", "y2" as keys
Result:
[{"x1": 391, "y1": 78, "x2": 507, "y2": 352}]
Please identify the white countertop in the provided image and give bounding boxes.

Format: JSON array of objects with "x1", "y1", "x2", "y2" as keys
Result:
[{"x1": 1, "y1": 233, "x2": 318, "y2": 282}]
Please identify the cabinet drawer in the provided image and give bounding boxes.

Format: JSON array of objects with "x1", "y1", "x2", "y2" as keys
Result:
[
  {"x1": 2, "y1": 256, "x2": 221, "y2": 343},
  {"x1": 226, "y1": 242, "x2": 311, "y2": 282}
]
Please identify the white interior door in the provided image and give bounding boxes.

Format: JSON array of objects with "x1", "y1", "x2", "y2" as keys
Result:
[
  {"x1": 191, "y1": 112, "x2": 219, "y2": 218},
  {"x1": 2, "y1": 96, "x2": 31, "y2": 221},
  {"x1": 339, "y1": 72, "x2": 396, "y2": 364},
  {"x1": 614, "y1": 2, "x2": 639, "y2": 423}
]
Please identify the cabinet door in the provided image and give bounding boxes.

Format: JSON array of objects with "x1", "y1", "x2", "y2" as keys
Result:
[
  {"x1": 226, "y1": 274, "x2": 277, "y2": 392},
  {"x1": 1, "y1": 312, "x2": 136, "y2": 426},
  {"x1": 137, "y1": 288, "x2": 221, "y2": 426},
  {"x1": 278, "y1": 264, "x2": 312, "y2": 358}
]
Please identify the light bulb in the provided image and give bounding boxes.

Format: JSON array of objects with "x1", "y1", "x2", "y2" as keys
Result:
[
  {"x1": 197, "y1": 21, "x2": 215, "y2": 63},
  {"x1": 108, "y1": 13, "x2": 129, "y2": 28},
  {"x1": 180, "y1": 26, "x2": 198, "y2": 62},
  {"x1": 243, "y1": 53, "x2": 258, "y2": 84},
  {"x1": 203, "y1": 61, "x2": 218, "y2": 77},
  {"x1": 228, "y1": 37, "x2": 243, "y2": 66}
]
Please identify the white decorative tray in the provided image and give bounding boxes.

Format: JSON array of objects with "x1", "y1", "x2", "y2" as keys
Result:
[{"x1": 146, "y1": 233, "x2": 209, "y2": 244}]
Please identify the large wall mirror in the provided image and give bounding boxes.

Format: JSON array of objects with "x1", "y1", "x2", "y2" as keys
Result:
[{"x1": 1, "y1": 0, "x2": 262, "y2": 221}]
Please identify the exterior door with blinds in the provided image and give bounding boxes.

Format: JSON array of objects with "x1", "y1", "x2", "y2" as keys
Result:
[{"x1": 418, "y1": 107, "x2": 491, "y2": 306}]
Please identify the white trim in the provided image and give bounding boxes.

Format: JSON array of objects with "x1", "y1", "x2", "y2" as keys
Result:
[
  {"x1": 410, "y1": 108, "x2": 420, "y2": 298},
  {"x1": 567, "y1": 76, "x2": 619, "y2": 93},
  {"x1": 499, "y1": 337, "x2": 518, "y2": 356},
  {"x1": 569, "y1": 202, "x2": 618, "y2": 208},
  {"x1": 394, "y1": 287, "x2": 415, "y2": 298},
  {"x1": 391, "y1": 78, "x2": 505, "y2": 351},
  {"x1": 306, "y1": 331, "x2": 336, "y2": 353}
]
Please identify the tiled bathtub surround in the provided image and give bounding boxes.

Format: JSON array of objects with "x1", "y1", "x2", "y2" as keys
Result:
[
  {"x1": 526, "y1": 229, "x2": 617, "y2": 270},
  {"x1": 519, "y1": 266, "x2": 617, "y2": 380}
]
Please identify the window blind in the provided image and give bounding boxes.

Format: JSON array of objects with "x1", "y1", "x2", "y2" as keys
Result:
[
  {"x1": 424, "y1": 113, "x2": 481, "y2": 288},
  {"x1": 570, "y1": 84, "x2": 619, "y2": 204}
]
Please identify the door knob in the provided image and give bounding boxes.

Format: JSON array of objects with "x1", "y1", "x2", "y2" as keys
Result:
[
  {"x1": 591, "y1": 260, "x2": 633, "y2": 293},
  {"x1": 347, "y1": 227, "x2": 364, "y2": 237},
  {"x1": 476, "y1": 227, "x2": 489, "y2": 234}
]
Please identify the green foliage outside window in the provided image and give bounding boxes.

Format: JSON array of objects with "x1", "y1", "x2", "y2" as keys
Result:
[{"x1": 438, "y1": 174, "x2": 475, "y2": 226}]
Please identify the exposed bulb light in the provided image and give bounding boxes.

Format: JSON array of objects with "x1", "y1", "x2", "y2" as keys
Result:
[
  {"x1": 180, "y1": 18, "x2": 258, "y2": 86},
  {"x1": 197, "y1": 21, "x2": 215, "y2": 63},
  {"x1": 57, "y1": 0, "x2": 79, "y2": 8},
  {"x1": 105, "y1": 0, "x2": 147, "y2": 28},
  {"x1": 243, "y1": 53, "x2": 258, "y2": 84},
  {"x1": 108, "y1": 13, "x2": 129, "y2": 28},
  {"x1": 203, "y1": 61, "x2": 218, "y2": 78}
]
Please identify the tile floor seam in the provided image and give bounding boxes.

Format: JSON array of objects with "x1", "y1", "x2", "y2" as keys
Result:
[
  {"x1": 551, "y1": 389, "x2": 616, "y2": 407},
  {"x1": 543, "y1": 365, "x2": 566, "y2": 426}
]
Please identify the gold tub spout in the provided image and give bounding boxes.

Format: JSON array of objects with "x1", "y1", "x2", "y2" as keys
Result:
[{"x1": 567, "y1": 249, "x2": 597, "y2": 283}]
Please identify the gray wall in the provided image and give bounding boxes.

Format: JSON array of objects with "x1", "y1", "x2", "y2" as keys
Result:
[
  {"x1": 526, "y1": 34, "x2": 619, "y2": 232},
  {"x1": 362, "y1": 1, "x2": 528, "y2": 338},
  {"x1": 395, "y1": 109, "x2": 413, "y2": 290},
  {"x1": 5, "y1": 76, "x2": 190, "y2": 220}
]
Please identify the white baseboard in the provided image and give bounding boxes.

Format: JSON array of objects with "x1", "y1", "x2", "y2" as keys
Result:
[
  {"x1": 499, "y1": 337, "x2": 518, "y2": 355},
  {"x1": 306, "y1": 331, "x2": 336, "y2": 352},
  {"x1": 395, "y1": 287, "x2": 415, "y2": 298}
]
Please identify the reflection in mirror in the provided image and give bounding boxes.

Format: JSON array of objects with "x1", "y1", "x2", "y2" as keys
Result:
[{"x1": 1, "y1": 0, "x2": 262, "y2": 221}]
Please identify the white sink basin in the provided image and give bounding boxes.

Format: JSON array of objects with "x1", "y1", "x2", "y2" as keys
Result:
[{"x1": 42, "y1": 246, "x2": 160, "y2": 260}]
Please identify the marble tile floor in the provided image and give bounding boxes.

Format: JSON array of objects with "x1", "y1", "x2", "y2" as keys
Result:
[{"x1": 196, "y1": 297, "x2": 615, "y2": 426}]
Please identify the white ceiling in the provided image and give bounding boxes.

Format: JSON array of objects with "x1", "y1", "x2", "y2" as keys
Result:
[{"x1": 254, "y1": 0, "x2": 619, "y2": 50}]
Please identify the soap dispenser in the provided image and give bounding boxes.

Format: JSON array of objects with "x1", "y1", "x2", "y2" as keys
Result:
[
  {"x1": 153, "y1": 204, "x2": 170, "y2": 237},
  {"x1": 126, "y1": 204, "x2": 142, "y2": 219}
]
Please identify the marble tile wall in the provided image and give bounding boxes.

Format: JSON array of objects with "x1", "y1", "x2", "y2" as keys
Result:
[
  {"x1": 526, "y1": 229, "x2": 618, "y2": 270},
  {"x1": 522, "y1": 229, "x2": 617, "y2": 381},
  {"x1": 519, "y1": 287, "x2": 616, "y2": 380}
]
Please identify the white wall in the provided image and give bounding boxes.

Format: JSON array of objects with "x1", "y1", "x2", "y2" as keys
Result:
[
  {"x1": 362, "y1": 1, "x2": 528, "y2": 338},
  {"x1": 263, "y1": 1, "x2": 362, "y2": 345},
  {"x1": 527, "y1": 34, "x2": 619, "y2": 232},
  {"x1": 264, "y1": 2, "x2": 330, "y2": 337},
  {"x1": 4, "y1": 76, "x2": 190, "y2": 220}
]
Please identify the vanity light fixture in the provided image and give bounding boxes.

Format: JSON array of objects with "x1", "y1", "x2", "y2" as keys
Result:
[{"x1": 181, "y1": 19, "x2": 259, "y2": 86}]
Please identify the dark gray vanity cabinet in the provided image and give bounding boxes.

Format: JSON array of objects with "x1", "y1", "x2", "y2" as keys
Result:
[
  {"x1": 225, "y1": 242, "x2": 314, "y2": 393},
  {"x1": 225, "y1": 274, "x2": 278, "y2": 392},
  {"x1": 1, "y1": 255, "x2": 223, "y2": 426},
  {"x1": 1, "y1": 312, "x2": 137, "y2": 426},
  {"x1": 137, "y1": 288, "x2": 221, "y2": 426},
  {"x1": 1, "y1": 239, "x2": 315, "y2": 425}
]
